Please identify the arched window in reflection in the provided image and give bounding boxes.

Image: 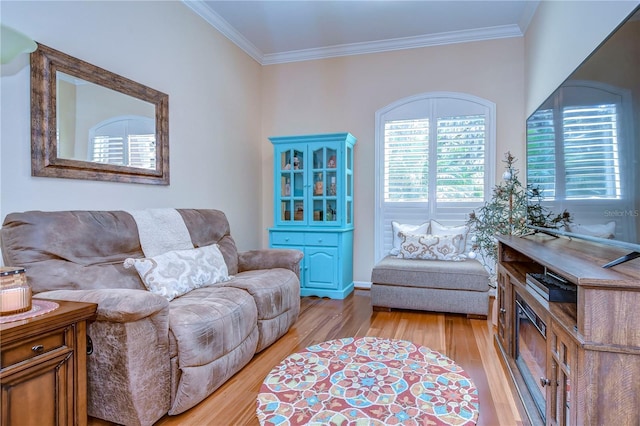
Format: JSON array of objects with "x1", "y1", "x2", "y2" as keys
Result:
[
  {"x1": 527, "y1": 81, "x2": 632, "y2": 200},
  {"x1": 88, "y1": 115, "x2": 156, "y2": 169}
]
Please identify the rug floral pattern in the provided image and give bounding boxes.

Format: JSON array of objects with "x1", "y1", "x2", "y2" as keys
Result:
[{"x1": 257, "y1": 337, "x2": 479, "y2": 425}]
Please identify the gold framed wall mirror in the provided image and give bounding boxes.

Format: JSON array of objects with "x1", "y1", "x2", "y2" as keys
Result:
[{"x1": 31, "y1": 43, "x2": 169, "y2": 185}]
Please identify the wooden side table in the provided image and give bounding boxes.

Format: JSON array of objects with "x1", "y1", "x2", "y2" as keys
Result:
[{"x1": 0, "y1": 299, "x2": 97, "y2": 426}]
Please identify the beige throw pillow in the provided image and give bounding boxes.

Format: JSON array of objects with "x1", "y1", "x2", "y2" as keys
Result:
[
  {"x1": 430, "y1": 219, "x2": 470, "y2": 253},
  {"x1": 124, "y1": 244, "x2": 230, "y2": 301},
  {"x1": 390, "y1": 221, "x2": 429, "y2": 255},
  {"x1": 397, "y1": 232, "x2": 467, "y2": 261}
]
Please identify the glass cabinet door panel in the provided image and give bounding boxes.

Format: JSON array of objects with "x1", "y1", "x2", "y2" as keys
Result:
[
  {"x1": 347, "y1": 146, "x2": 352, "y2": 170},
  {"x1": 327, "y1": 148, "x2": 337, "y2": 168},
  {"x1": 293, "y1": 150, "x2": 304, "y2": 170},
  {"x1": 313, "y1": 199, "x2": 324, "y2": 223},
  {"x1": 313, "y1": 172, "x2": 324, "y2": 196},
  {"x1": 294, "y1": 201, "x2": 304, "y2": 221},
  {"x1": 313, "y1": 148, "x2": 324, "y2": 169},
  {"x1": 281, "y1": 201, "x2": 291, "y2": 221},
  {"x1": 326, "y1": 202, "x2": 337, "y2": 222},
  {"x1": 327, "y1": 171, "x2": 337, "y2": 196},
  {"x1": 293, "y1": 173, "x2": 304, "y2": 197},
  {"x1": 280, "y1": 151, "x2": 291, "y2": 170},
  {"x1": 281, "y1": 173, "x2": 291, "y2": 197},
  {"x1": 347, "y1": 174, "x2": 352, "y2": 197},
  {"x1": 347, "y1": 201, "x2": 352, "y2": 224}
]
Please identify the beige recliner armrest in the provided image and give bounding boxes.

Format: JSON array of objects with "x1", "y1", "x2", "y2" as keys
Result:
[{"x1": 238, "y1": 248, "x2": 303, "y2": 278}]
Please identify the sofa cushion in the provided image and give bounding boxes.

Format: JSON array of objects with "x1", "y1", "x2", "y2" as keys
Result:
[
  {"x1": 224, "y1": 268, "x2": 300, "y2": 351},
  {"x1": 167, "y1": 286, "x2": 258, "y2": 414},
  {"x1": 1, "y1": 210, "x2": 146, "y2": 293},
  {"x1": 177, "y1": 209, "x2": 239, "y2": 275},
  {"x1": 371, "y1": 255, "x2": 489, "y2": 292},
  {"x1": 124, "y1": 244, "x2": 230, "y2": 301}
]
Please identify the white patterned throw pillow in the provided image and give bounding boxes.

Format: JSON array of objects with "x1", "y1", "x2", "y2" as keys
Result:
[
  {"x1": 430, "y1": 219, "x2": 470, "y2": 254},
  {"x1": 390, "y1": 221, "x2": 430, "y2": 255},
  {"x1": 124, "y1": 244, "x2": 230, "y2": 301},
  {"x1": 397, "y1": 232, "x2": 467, "y2": 261}
]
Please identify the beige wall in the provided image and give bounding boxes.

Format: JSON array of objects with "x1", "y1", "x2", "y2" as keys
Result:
[
  {"x1": 0, "y1": 1, "x2": 263, "y2": 251},
  {"x1": 261, "y1": 38, "x2": 526, "y2": 283},
  {"x1": 525, "y1": 0, "x2": 638, "y2": 116}
]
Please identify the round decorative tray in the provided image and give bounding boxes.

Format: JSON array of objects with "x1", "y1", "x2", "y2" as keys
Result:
[{"x1": 0, "y1": 299, "x2": 59, "y2": 324}]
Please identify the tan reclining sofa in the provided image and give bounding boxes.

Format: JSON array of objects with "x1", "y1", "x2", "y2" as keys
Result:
[{"x1": 1, "y1": 209, "x2": 302, "y2": 426}]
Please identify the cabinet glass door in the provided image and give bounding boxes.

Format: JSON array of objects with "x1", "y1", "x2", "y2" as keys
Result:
[
  {"x1": 346, "y1": 145, "x2": 353, "y2": 225},
  {"x1": 278, "y1": 148, "x2": 305, "y2": 223},
  {"x1": 311, "y1": 145, "x2": 338, "y2": 225}
]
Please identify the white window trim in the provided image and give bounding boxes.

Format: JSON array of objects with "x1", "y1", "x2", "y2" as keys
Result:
[{"x1": 374, "y1": 91, "x2": 496, "y2": 262}]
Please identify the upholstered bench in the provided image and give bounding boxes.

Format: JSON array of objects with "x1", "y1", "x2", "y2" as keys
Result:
[{"x1": 370, "y1": 256, "x2": 490, "y2": 318}]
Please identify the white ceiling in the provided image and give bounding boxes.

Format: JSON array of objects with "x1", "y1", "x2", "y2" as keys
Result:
[{"x1": 182, "y1": 0, "x2": 539, "y2": 65}]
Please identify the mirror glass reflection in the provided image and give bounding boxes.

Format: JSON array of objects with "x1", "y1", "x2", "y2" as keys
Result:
[{"x1": 56, "y1": 71, "x2": 156, "y2": 169}]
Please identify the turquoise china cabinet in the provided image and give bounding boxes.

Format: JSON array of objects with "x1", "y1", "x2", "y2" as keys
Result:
[{"x1": 269, "y1": 132, "x2": 356, "y2": 299}]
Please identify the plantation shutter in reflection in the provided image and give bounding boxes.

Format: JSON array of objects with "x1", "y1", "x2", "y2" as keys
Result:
[
  {"x1": 89, "y1": 116, "x2": 156, "y2": 170},
  {"x1": 563, "y1": 104, "x2": 620, "y2": 199},
  {"x1": 527, "y1": 104, "x2": 620, "y2": 200},
  {"x1": 526, "y1": 109, "x2": 557, "y2": 196},
  {"x1": 92, "y1": 136, "x2": 125, "y2": 165},
  {"x1": 128, "y1": 134, "x2": 156, "y2": 169}
]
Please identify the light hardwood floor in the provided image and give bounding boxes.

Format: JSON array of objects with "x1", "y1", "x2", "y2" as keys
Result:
[{"x1": 89, "y1": 289, "x2": 524, "y2": 426}]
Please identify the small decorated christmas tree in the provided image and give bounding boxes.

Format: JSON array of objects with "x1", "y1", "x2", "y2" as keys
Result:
[{"x1": 466, "y1": 152, "x2": 570, "y2": 282}]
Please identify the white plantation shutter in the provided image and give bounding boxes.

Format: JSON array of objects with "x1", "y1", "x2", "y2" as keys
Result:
[
  {"x1": 375, "y1": 92, "x2": 496, "y2": 262},
  {"x1": 384, "y1": 118, "x2": 429, "y2": 201},
  {"x1": 436, "y1": 115, "x2": 485, "y2": 202}
]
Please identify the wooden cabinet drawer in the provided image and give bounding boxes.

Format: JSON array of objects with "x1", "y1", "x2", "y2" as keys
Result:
[
  {"x1": 304, "y1": 233, "x2": 338, "y2": 246},
  {"x1": 1, "y1": 328, "x2": 66, "y2": 368},
  {"x1": 271, "y1": 232, "x2": 304, "y2": 246}
]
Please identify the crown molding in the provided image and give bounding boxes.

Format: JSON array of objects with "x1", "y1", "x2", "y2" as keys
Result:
[
  {"x1": 182, "y1": 0, "x2": 524, "y2": 66},
  {"x1": 262, "y1": 25, "x2": 523, "y2": 65},
  {"x1": 182, "y1": 0, "x2": 263, "y2": 64}
]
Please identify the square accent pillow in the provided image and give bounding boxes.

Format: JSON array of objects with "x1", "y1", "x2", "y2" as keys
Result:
[
  {"x1": 397, "y1": 232, "x2": 467, "y2": 261},
  {"x1": 430, "y1": 219, "x2": 470, "y2": 254},
  {"x1": 124, "y1": 244, "x2": 230, "y2": 301},
  {"x1": 390, "y1": 221, "x2": 429, "y2": 255}
]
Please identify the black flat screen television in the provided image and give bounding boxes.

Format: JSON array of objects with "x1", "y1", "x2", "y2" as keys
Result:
[{"x1": 526, "y1": 6, "x2": 640, "y2": 268}]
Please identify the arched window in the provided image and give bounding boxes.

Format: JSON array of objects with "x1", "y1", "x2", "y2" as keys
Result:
[{"x1": 374, "y1": 92, "x2": 496, "y2": 262}]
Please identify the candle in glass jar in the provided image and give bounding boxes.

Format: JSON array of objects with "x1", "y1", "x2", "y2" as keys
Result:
[{"x1": 0, "y1": 286, "x2": 31, "y2": 314}]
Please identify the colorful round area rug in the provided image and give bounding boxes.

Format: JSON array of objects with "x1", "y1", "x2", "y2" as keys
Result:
[{"x1": 256, "y1": 336, "x2": 479, "y2": 426}]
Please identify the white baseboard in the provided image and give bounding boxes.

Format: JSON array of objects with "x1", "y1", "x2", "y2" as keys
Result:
[{"x1": 354, "y1": 281, "x2": 371, "y2": 289}]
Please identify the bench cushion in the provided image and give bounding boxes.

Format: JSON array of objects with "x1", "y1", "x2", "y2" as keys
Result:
[{"x1": 371, "y1": 256, "x2": 489, "y2": 292}]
